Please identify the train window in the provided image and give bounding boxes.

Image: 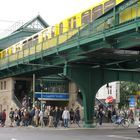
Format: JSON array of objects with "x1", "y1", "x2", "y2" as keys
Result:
[
  {"x1": 51, "y1": 26, "x2": 55, "y2": 37},
  {"x1": 68, "y1": 19, "x2": 72, "y2": 30},
  {"x1": 22, "y1": 40, "x2": 28, "y2": 49},
  {"x1": 59, "y1": 23, "x2": 63, "y2": 35},
  {"x1": 28, "y1": 38, "x2": 32, "y2": 48},
  {"x1": 104, "y1": 0, "x2": 116, "y2": 13},
  {"x1": 81, "y1": 10, "x2": 91, "y2": 25},
  {"x1": 2, "y1": 51, "x2": 6, "y2": 58},
  {"x1": 44, "y1": 29, "x2": 49, "y2": 40},
  {"x1": 73, "y1": 17, "x2": 76, "y2": 29},
  {"x1": 92, "y1": 5, "x2": 103, "y2": 21},
  {"x1": 33, "y1": 35, "x2": 38, "y2": 45}
]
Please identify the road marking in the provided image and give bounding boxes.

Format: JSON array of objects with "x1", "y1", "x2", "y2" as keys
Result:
[
  {"x1": 11, "y1": 138, "x2": 17, "y2": 140},
  {"x1": 107, "y1": 135, "x2": 139, "y2": 140}
]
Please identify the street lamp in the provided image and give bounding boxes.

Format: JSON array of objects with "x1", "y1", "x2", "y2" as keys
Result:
[
  {"x1": 106, "y1": 83, "x2": 109, "y2": 94},
  {"x1": 40, "y1": 80, "x2": 44, "y2": 111}
]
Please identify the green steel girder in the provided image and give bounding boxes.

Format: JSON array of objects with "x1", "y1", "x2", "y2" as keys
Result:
[
  {"x1": 64, "y1": 64, "x2": 140, "y2": 127},
  {"x1": 1, "y1": 0, "x2": 140, "y2": 78},
  {"x1": 0, "y1": 63, "x2": 63, "y2": 79}
]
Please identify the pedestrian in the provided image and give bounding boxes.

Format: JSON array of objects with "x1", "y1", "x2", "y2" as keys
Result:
[
  {"x1": 128, "y1": 110, "x2": 134, "y2": 124},
  {"x1": 39, "y1": 110, "x2": 45, "y2": 127},
  {"x1": 9, "y1": 108, "x2": 14, "y2": 127},
  {"x1": 107, "y1": 108, "x2": 112, "y2": 123},
  {"x1": 23, "y1": 109, "x2": 30, "y2": 126},
  {"x1": 29, "y1": 107, "x2": 35, "y2": 126},
  {"x1": 69, "y1": 108, "x2": 74, "y2": 124},
  {"x1": 62, "y1": 107, "x2": 70, "y2": 128},
  {"x1": 48, "y1": 107, "x2": 54, "y2": 127},
  {"x1": 1, "y1": 109, "x2": 6, "y2": 127},
  {"x1": 98, "y1": 108, "x2": 103, "y2": 126},
  {"x1": 53, "y1": 106, "x2": 61, "y2": 128},
  {"x1": 74, "y1": 107, "x2": 81, "y2": 127},
  {"x1": 34, "y1": 107, "x2": 40, "y2": 127},
  {"x1": 14, "y1": 109, "x2": 21, "y2": 127}
]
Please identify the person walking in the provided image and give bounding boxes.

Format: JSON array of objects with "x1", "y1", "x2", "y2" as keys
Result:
[
  {"x1": 98, "y1": 108, "x2": 104, "y2": 126},
  {"x1": 48, "y1": 107, "x2": 54, "y2": 127},
  {"x1": 34, "y1": 107, "x2": 40, "y2": 127},
  {"x1": 1, "y1": 109, "x2": 6, "y2": 127},
  {"x1": 9, "y1": 108, "x2": 14, "y2": 127},
  {"x1": 39, "y1": 110, "x2": 45, "y2": 127},
  {"x1": 107, "y1": 108, "x2": 112, "y2": 123},
  {"x1": 53, "y1": 106, "x2": 61, "y2": 128},
  {"x1": 74, "y1": 107, "x2": 81, "y2": 127},
  {"x1": 69, "y1": 108, "x2": 74, "y2": 124},
  {"x1": 62, "y1": 107, "x2": 70, "y2": 128}
]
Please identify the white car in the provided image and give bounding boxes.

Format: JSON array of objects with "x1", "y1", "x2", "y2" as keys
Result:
[{"x1": 138, "y1": 124, "x2": 140, "y2": 133}]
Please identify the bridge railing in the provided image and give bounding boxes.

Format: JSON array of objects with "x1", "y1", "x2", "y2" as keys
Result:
[
  {"x1": 0, "y1": 19, "x2": 134, "y2": 68},
  {"x1": 0, "y1": 0, "x2": 139, "y2": 68}
]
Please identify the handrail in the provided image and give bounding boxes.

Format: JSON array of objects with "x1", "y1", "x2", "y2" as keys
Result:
[
  {"x1": 0, "y1": 1, "x2": 139, "y2": 68},
  {"x1": 12, "y1": 94, "x2": 22, "y2": 108}
]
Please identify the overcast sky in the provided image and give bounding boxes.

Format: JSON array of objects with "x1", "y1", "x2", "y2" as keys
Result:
[{"x1": 0, "y1": 0, "x2": 102, "y2": 36}]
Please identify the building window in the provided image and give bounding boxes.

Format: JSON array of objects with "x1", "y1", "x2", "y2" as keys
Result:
[
  {"x1": 4, "y1": 81, "x2": 6, "y2": 90},
  {"x1": 109, "y1": 86, "x2": 112, "y2": 94},
  {"x1": 1, "y1": 82, "x2": 3, "y2": 90}
]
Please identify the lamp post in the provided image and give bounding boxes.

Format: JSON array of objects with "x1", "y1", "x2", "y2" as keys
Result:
[
  {"x1": 33, "y1": 74, "x2": 35, "y2": 107},
  {"x1": 40, "y1": 80, "x2": 44, "y2": 111},
  {"x1": 106, "y1": 83, "x2": 110, "y2": 95}
]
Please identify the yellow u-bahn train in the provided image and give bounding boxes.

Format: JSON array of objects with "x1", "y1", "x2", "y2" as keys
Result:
[{"x1": 0, "y1": 0, "x2": 139, "y2": 62}]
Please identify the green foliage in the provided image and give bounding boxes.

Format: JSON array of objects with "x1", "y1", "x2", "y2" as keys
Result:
[{"x1": 119, "y1": 81, "x2": 139, "y2": 108}]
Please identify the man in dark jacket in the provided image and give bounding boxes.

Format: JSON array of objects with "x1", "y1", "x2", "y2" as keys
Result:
[{"x1": 53, "y1": 106, "x2": 61, "y2": 128}]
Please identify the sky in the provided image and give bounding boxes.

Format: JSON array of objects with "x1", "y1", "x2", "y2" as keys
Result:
[{"x1": 0, "y1": 0, "x2": 102, "y2": 37}]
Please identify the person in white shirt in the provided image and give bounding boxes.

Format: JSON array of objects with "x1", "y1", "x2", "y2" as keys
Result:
[{"x1": 62, "y1": 107, "x2": 70, "y2": 128}]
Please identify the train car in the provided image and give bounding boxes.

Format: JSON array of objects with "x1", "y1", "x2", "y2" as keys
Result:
[
  {"x1": 0, "y1": 0, "x2": 126, "y2": 62},
  {"x1": 120, "y1": 0, "x2": 140, "y2": 23},
  {"x1": 56, "y1": 0, "x2": 124, "y2": 35}
]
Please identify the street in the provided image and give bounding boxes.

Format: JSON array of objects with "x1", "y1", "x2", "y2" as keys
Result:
[{"x1": 0, "y1": 126, "x2": 139, "y2": 140}]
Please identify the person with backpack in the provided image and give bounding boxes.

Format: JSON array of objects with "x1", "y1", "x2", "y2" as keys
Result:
[{"x1": 9, "y1": 108, "x2": 14, "y2": 127}]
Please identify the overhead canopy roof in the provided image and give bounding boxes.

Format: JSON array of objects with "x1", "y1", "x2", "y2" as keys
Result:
[{"x1": 0, "y1": 15, "x2": 49, "y2": 50}]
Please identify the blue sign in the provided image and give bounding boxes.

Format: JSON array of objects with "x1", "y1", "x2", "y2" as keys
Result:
[
  {"x1": 129, "y1": 95, "x2": 135, "y2": 109},
  {"x1": 35, "y1": 92, "x2": 69, "y2": 101}
]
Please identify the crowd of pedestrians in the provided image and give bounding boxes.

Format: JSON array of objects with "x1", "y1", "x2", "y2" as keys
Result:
[
  {"x1": 6, "y1": 106, "x2": 81, "y2": 128},
  {"x1": 95, "y1": 105, "x2": 140, "y2": 126}
]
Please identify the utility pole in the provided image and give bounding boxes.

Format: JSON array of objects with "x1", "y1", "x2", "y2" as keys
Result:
[{"x1": 33, "y1": 74, "x2": 35, "y2": 106}]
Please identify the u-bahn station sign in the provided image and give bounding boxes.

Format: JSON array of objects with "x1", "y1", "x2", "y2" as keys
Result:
[{"x1": 35, "y1": 92, "x2": 69, "y2": 101}]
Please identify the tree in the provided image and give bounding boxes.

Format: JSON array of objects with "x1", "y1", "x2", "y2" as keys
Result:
[{"x1": 119, "y1": 81, "x2": 138, "y2": 108}]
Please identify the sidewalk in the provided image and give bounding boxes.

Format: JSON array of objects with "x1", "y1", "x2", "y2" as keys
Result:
[
  {"x1": 3, "y1": 122, "x2": 138, "y2": 130},
  {"x1": 46, "y1": 122, "x2": 138, "y2": 130}
]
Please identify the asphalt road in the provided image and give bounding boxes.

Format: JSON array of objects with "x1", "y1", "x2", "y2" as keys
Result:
[{"x1": 0, "y1": 126, "x2": 139, "y2": 140}]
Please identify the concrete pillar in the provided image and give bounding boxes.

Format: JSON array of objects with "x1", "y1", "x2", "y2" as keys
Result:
[{"x1": 68, "y1": 81, "x2": 78, "y2": 108}]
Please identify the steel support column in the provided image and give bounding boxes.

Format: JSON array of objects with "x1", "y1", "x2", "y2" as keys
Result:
[{"x1": 64, "y1": 65, "x2": 103, "y2": 128}]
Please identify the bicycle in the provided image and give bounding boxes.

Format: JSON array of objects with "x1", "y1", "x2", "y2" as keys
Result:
[{"x1": 111, "y1": 115, "x2": 130, "y2": 128}]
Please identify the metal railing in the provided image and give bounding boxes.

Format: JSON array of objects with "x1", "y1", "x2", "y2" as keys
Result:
[{"x1": 0, "y1": 1, "x2": 139, "y2": 68}]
